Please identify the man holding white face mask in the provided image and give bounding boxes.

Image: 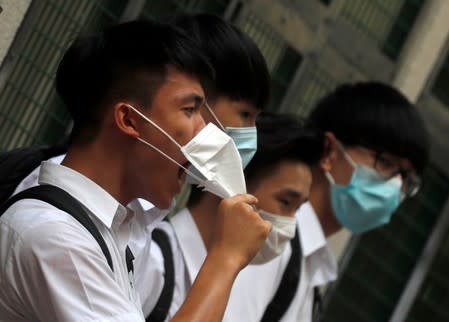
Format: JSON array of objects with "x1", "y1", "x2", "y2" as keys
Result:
[
  {"x1": 133, "y1": 14, "x2": 328, "y2": 322},
  {"x1": 134, "y1": 13, "x2": 273, "y2": 320},
  {"x1": 0, "y1": 20, "x2": 271, "y2": 322}
]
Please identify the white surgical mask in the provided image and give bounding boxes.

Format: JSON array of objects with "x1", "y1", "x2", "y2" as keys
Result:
[
  {"x1": 128, "y1": 105, "x2": 247, "y2": 199},
  {"x1": 251, "y1": 210, "x2": 297, "y2": 265}
]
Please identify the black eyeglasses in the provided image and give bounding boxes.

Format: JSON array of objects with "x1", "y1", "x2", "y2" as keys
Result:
[{"x1": 373, "y1": 152, "x2": 421, "y2": 198}]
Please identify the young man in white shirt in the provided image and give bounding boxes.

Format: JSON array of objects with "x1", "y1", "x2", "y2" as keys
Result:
[
  {"x1": 135, "y1": 14, "x2": 332, "y2": 322},
  {"x1": 134, "y1": 14, "x2": 271, "y2": 319},
  {"x1": 147, "y1": 111, "x2": 327, "y2": 321},
  {"x1": 0, "y1": 20, "x2": 271, "y2": 321},
  {"x1": 144, "y1": 83, "x2": 429, "y2": 322}
]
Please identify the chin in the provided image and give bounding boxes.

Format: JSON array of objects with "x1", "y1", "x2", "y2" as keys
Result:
[
  {"x1": 158, "y1": 199, "x2": 173, "y2": 210},
  {"x1": 147, "y1": 193, "x2": 172, "y2": 210}
]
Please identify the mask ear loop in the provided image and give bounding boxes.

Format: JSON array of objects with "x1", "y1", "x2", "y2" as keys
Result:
[
  {"x1": 324, "y1": 139, "x2": 346, "y2": 185},
  {"x1": 325, "y1": 140, "x2": 356, "y2": 185},
  {"x1": 335, "y1": 140, "x2": 357, "y2": 168},
  {"x1": 126, "y1": 104, "x2": 207, "y2": 184},
  {"x1": 126, "y1": 104, "x2": 182, "y2": 149},
  {"x1": 324, "y1": 171, "x2": 336, "y2": 185},
  {"x1": 204, "y1": 101, "x2": 225, "y2": 131},
  {"x1": 135, "y1": 137, "x2": 206, "y2": 184}
]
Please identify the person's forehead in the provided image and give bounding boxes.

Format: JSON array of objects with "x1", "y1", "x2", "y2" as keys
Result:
[
  {"x1": 262, "y1": 160, "x2": 312, "y2": 190},
  {"x1": 211, "y1": 96, "x2": 259, "y2": 111},
  {"x1": 156, "y1": 73, "x2": 205, "y2": 100}
]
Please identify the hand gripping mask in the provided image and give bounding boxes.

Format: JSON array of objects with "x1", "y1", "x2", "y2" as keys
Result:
[{"x1": 128, "y1": 105, "x2": 247, "y2": 199}]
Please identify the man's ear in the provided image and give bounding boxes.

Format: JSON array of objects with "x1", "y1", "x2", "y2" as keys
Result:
[
  {"x1": 114, "y1": 103, "x2": 140, "y2": 138},
  {"x1": 320, "y1": 132, "x2": 339, "y2": 172}
]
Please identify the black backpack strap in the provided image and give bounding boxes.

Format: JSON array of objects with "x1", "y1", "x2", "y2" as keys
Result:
[
  {"x1": 126, "y1": 246, "x2": 135, "y2": 274},
  {"x1": 260, "y1": 228, "x2": 302, "y2": 322},
  {"x1": 146, "y1": 228, "x2": 175, "y2": 322},
  {"x1": 312, "y1": 286, "x2": 323, "y2": 322},
  {"x1": 0, "y1": 185, "x2": 114, "y2": 272},
  {"x1": 0, "y1": 141, "x2": 68, "y2": 204}
]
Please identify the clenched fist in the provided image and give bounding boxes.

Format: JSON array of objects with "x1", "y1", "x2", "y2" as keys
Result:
[{"x1": 209, "y1": 194, "x2": 272, "y2": 271}]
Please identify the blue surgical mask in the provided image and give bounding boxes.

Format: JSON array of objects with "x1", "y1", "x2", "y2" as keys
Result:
[
  {"x1": 204, "y1": 102, "x2": 257, "y2": 169},
  {"x1": 325, "y1": 143, "x2": 403, "y2": 233},
  {"x1": 225, "y1": 127, "x2": 257, "y2": 169}
]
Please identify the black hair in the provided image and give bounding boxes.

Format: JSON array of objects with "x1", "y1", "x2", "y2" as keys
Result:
[
  {"x1": 56, "y1": 19, "x2": 214, "y2": 144},
  {"x1": 167, "y1": 13, "x2": 270, "y2": 110},
  {"x1": 309, "y1": 81, "x2": 429, "y2": 174},
  {"x1": 188, "y1": 112, "x2": 325, "y2": 207},
  {"x1": 244, "y1": 112, "x2": 325, "y2": 187}
]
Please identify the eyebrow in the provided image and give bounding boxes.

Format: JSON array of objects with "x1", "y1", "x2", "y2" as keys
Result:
[
  {"x1": 281, "y1": 189, "x2": 303, "y2": 200},
  {"x1": 177, "y1": 93, "x2": 205, "y2": 107}
]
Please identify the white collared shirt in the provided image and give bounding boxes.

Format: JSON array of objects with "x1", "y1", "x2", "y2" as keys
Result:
[
  {"x1": 278, "y1": 201, "x2": 338, "y2": 321},
  {"x1": 11, "y1": 154, "x2": 172, "y2": 320},
  {"x1": 144, "y1": 203, "x2": 337, "y2": 321},
  {"x1": 0, "y1": 161, "x2": 145, "y2": 321},
  {"x1": 129, "y1": 200, "x2": 173, "y2": 318},
  {"x1": 136, "y1": 214, "x2": 191, "y2": 320}
]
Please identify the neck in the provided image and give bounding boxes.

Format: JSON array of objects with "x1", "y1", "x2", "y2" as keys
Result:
[
  {"x1": 189, "y1": 192, "x2": 221, "y2": 250},
  {"x1": 62, "y1": 140, "x2": 132, "y2": 206},
  {"x1": 309, "y1": 168, "x2": 342, "y2": 237}
]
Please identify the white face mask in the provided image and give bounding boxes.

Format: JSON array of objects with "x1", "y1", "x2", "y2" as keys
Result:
[
  {"x1": 128, "y1": 105, "x2": 247, "y2": 199},
  {"x1": 251, "y1": 210, "x2": 297, "y2": 265}
]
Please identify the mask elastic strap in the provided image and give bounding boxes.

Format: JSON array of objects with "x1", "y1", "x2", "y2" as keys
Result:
[
  {"x1": 127, "y1": 104, "x2": 182, "y2": 149},
  {"x1": 204, "y1": 102, "x2": 225, "y2": 131},
  {"x1": 136, "y1": 137, "x2": 206, "y2": 184},
  {"x1": 335, "y1": 140, "x2": 357, "y2": 168},
  {"x1": 324, "y1": 171, "x2": 336, "y2": 185}
]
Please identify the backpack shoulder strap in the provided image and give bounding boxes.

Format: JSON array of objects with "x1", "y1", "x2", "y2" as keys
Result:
[
  {"x1": 260, "y1": 228, "x2": 302, "y2": 322},
  {"x1": 0, "y1": 185, "x2": 114, "y2": 271},
  {"x1": 0, "y1": 142, "x2": 68, "y2": 204},
  {"x1": 0, "y1": 146, "x2": 50, "y2": 203},
  {"x1": 147, "y1": 227, "x2": 175, "y2": 322}
]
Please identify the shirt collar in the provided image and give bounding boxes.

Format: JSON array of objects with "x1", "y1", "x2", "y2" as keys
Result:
[
  {"x1": 296, "y1": 201, "x2": 328, "y2": 256},
  {"x1": 296, "y1": 201, "x2": 338, "y2": 285},
  {"x1": 38, "y1": 161, "x2": 125, "y2": 228},
  {"x1": 170, "y1": 208, "x2": 207, "y2": 284},
  {"x1": 128, "y1": 198, "x2": 172, "y2": 227}
]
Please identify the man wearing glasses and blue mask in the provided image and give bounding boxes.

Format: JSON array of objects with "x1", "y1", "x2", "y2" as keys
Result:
[{"x1": 300, "y1": 81, "x2": 429, "y2": 321}]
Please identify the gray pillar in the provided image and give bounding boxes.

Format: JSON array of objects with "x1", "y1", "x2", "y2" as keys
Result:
[
  {"x1": 0, "y1": 0, "x2": 32, "y2": 68},
  {"x1": 393, "y1": 0, "x2": 449, "y2": 103}
]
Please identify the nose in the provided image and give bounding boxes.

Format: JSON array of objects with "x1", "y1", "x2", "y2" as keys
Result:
[{"x1": 194, "y1": 112, "x2": 206, "y2": 136}]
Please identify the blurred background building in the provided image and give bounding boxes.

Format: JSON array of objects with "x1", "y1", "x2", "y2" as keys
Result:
[{"x1": 1, "y1": 0, "x2": 449, "y2": 321}]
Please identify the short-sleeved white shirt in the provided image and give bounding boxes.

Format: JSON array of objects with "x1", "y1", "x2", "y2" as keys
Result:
[
  {"x1": 0, "y1": 161, "x2": 145, "y2": 321},
  {"x1": 141, "y1": 203, "x2": 337, "y2": 321}
]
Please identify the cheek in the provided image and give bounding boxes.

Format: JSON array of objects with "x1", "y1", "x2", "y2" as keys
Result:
[
  {"x1": 216, "y1": 109, "x2": 242, "y2": 127},
  {"x1": 246, "y1": 117, "x2": 257, "y2": 128},
  {"x1": 284, "y1": 209, "x2": 297, "y2": 218},
  {"x1": 251, "y1": 186, "x2": 273, "y2": 211},
  {"x1": 200, "y1": 112, "x2": 215, "y2": 125},
  {"x1": 332, "y1": 159, "x2": 354, "y2": 185},
  {"x1": 172, "y1": 124, "x2": 195, "y2": 147},
  {"x1": 256, "y1": 196, "x2": 281, "y2": 215}
]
